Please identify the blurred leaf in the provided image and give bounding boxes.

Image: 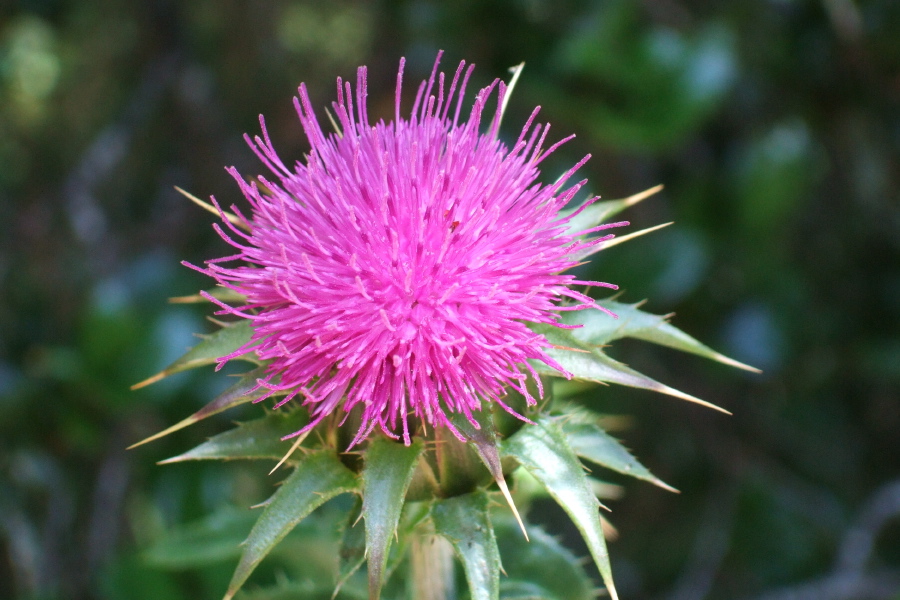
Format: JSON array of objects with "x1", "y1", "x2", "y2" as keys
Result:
[
  {"x1": 159, "y1": 408, "x2": 309, "y2": 464},
  {"x1": 530, "y1": 324, "x2": 728, "y2": 413},
  {"x1": 550, "y1": 2, "x2": 735, "y2": 150},
  {"x1": 502, "y1": 418, "x2": 618, "y2": 600},
  {"x1": 494, "y1": 518, "x2": 595, "y2": 600},
  {"x1": 102, "y1": 552, "x2": 188, "y2": 600},
  {"x1": 225, "y1": 450, "x2": 359, "y2": 600},
  {"x1": 559, "y1": 410, "x2": 676, "y2": 492},
  {"x1": 564, "y1": 300, "x2": 759, "y2": 372},
  {"x1": 432, "y1": 490, "x2": 500, "y2": 600},
  {"x1": 132, "y1": 320, "x2": 258, "y2": 390},
  {"x1": 146, "y1": 507, "x2": 256, "y2": 569},
  {"x1": 129, "y1": 367, "x2": 271, "y2": 449},
  {"x1": 362, "y1": 437, "x2": 424, "y2": 600},
  {"x1": 235, "y1": 582, "x2": 367, "y2": 600}
]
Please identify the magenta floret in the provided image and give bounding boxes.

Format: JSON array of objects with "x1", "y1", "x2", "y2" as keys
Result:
[{"x1": 190, "y1": 53, "x2": 624, "y2": 446}]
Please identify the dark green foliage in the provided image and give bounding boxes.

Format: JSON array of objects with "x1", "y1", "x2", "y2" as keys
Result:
[{"x1": 3, "y1": 2, "x2": 898, "y2": 599}]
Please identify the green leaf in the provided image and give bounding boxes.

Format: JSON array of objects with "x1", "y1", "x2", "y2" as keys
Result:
[
  {"x1": 432, "y1": 491, "x2": 500, "y2": 600},
  {"x1": 447, "y1": 410, "x2": 528, "y2": 539},
  {"x1": 170, "y1": 286, "x2": 248, "y2": 305},
  {"x1": 158, "y1": 408, "x2": 309, "y2": 464},
  {"x1": 530, "y1": 324, "x2": 729, "y2": 413},
  {"x1": 128, "y1": 367, "x2": 271, "y2": 449},
  {"x1": 224, "y1": 450, "x2": 359, "y2": 600},
  {"x1": 565, "y1": 300, "x2": 759, "y2": 372},
  {"x1": 436, "y1": 421, "x2": 489, "y2": 497},
  {"x1": 145, "y1": 506, "x2": 256, "y2": 568},
  {"x1": 559, "y1": 413, "x2": 676, "y2": 492},
  {"x1": 335, "y1": 497, "x2": 366, "y2": 596},
  {"x1": 560, "y1": 185, "x2": 662, "y2": 237},
  {"x1": 132, "y1": 320, "x2": 257, "y2": 390},
  {"x1": 501, "y1": 418, "x2": 618, "y2": 600},
  {"x1": 362, "y1": 437, "x2": 424, "y2": 600},
  {"x1": 494, "y1": 518, "x2": 595, "y2": 600},
  {"x1": 236, "y1": 582, "x2": 368, "y2": 600}
]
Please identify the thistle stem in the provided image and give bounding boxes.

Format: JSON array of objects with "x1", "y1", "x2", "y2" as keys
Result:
[{"x1": 410, "y1": 532, "x2": 455, "y2": 600}]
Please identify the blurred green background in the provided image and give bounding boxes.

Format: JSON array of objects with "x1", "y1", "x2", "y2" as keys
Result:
[{"x1": 1, "y1": 0, "x2": 898, "y2": 599}]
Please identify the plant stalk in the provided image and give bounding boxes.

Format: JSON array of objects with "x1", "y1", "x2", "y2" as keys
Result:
[{"x1": 410, "y1": 532, "x2": 455, "y2": 600}]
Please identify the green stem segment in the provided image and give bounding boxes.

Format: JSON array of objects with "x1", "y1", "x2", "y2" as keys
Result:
[{"x1": 410, "y1": 532, "x2": 455, "y2": 600}]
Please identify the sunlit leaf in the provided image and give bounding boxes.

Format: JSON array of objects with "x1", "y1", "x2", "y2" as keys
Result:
[
  {"x1": 502, "y1": 418, "x2": 618, "y2": 600},
  {"x1": 362, "y1": 437, "x2": 424, "y2": 600},
  {"x1": 432, "y1": 491, "x2": 500, "y2": 600},
  {"x1": 170, "y1": 286, "x2": 248, "y2": 305},
  {"x1": 128, "y1": 367, "x2": 270, "y2": 449},
  {"x1": 158, "y1": 408, "x2": 308, "y2": 464},
  {"x1": 560, "y1": 412, "x2": 676, "y2": 492},
  {"x1": 531, "y1": 324, "x2": 729, "y2": 413},
  {"x1": 224, "y1": 450, "x2": 359, "y2": 600},
  {"x1": 560, "y1": 185, "x2": 662, "y2": 236},
  {"x1": 564, "y1": 300, "x2": 759, "y2": 372},
  {"x1": 588, "y1": 222, "x2": 672, "y2": 254},
  {"x1": 131, "y1": 320, "x2": 257, "y2": 390}
]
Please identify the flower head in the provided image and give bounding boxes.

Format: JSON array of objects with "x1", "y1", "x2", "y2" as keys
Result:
[{"x1": 193, "y1": 53, "x2": 624, "y2": 447}]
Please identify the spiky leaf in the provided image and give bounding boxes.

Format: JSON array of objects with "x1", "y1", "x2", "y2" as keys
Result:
[
  {"x1": 447, "y1": 410, "x2": 527, "y2": 538},
  {"x1": 565, "y1": 300, "x2": 758, "y2": 372},
  {"x1": 159, "y1": 409, "x2": 309, "y2": 464},
  {"x1": 129, "y1": 367, "x2": 271, "y2": 448},
  {"x1": 560, "y1": 185, "x2": 663, "y2": 237},
  {"x1": 362, "y1": 437, "x2": 424, "y2": 600},
  {"x1": 502, "y1": 418, "x2": 618, "y2": 600},
  {"x1": 132, "y1": 320, "x2": 257, "y2": 390},
  {"x1": 170, "y1": 286, "x2": 248, "y2": 305},
  {"x1": 224, "y1": 450, "x2": 359, "y2": 600},
  {"x1": 531, "y1": 324, "x2": 728, "y2": 413},
  {"x1": 335, "y1": 497, "x2": 366, "y2": 595},
  {"x1": 560, "y1": 416, "x2": 676, "y2": 492},
  {"x1": 432, "y1": 491, "x2": 500, "y2": 600},
  {"x1": 494, "y1": 518, "x2": 595, "y2": 600}
]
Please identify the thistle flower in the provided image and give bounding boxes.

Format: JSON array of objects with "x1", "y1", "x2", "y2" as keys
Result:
[{"x1": 191, "y1": 53, "x2": 625, "y2": 448}]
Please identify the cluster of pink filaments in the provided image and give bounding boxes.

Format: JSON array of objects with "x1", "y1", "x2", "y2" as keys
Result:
[{"x1": 192, "y1": 53, "x2": 625, "y2": 446}]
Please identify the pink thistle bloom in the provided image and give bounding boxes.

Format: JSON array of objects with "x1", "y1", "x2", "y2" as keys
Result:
[{"x1": 190, "y1": 53, "x2": 626, "y2": 447}]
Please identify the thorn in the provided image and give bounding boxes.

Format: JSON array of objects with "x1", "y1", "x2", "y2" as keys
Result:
[
  {"x1": 497, "y1": 62, "x2": 525, "y2": 131},
  {"x1": 130, "y1": 371, "x2": 167, "y2": 391},
  {"x1": 599, "y1": 222, "x2": 673, "y2": 250},
  {"x1": 551, "y1": 344, "x2": 590, "y2": 354},
  {"x1": 174, "y1": 186, "x2": 250, "y2": 232},
  {"x1": 269, "y1": 431, "x2": 310, "y2": 475},
  {"x1": 496, "y1": 477, "x2": 529, "y2": 541},
  {"x1": 623, "y1": 184, "x2": 664, "y2": 206}
]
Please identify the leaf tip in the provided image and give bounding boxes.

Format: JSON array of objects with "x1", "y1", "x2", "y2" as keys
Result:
[
  {"x1": 715, "y1": 353, "x2": 763, "y2": 373},
  {"x1": 126, "y1": 415, "x2": 198, "y2": 450},
  {"x1": 623, "y1": 184, "x2": 663, "y2": 207},
  {"x1": 496, "y1": 477, "x2": 529, "y2": 541},
  {"x1": 130, "y1": 372, "x2": 167, "y2": 390}
]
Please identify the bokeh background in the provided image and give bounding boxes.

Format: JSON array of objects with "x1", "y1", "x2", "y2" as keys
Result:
[{"x1": 2, "y1": 1, "x2": 898, "y2": 599}]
